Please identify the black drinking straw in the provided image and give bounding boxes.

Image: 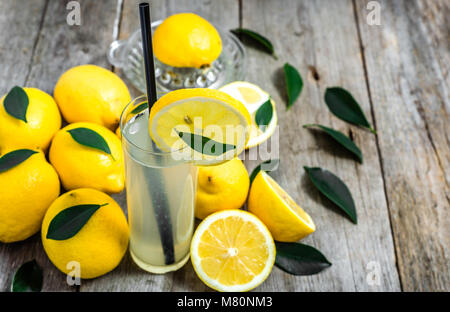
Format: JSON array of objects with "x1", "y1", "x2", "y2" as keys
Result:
[
  {"x1": 139, "y1": 2, "x2": 175, "y2": 265},
  {"x1": 139, "y1": 2, "x2": 158, "y2": 107}
]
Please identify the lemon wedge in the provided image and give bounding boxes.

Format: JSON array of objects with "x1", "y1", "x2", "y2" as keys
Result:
[{"x1": 248, "y1": 171, "x2": 316, "y2": 242}]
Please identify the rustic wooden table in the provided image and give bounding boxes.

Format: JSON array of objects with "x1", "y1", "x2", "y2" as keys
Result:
[{"x1": 0, "y1": 0, "x2": 448, "y2": 292}]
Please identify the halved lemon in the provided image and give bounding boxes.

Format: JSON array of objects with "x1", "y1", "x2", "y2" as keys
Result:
[
  {"x1": 190, "y1": 209, "x2": 275, "y2": 292},
  {"x1": 219, "y1": 81, "x2": 277, "y2": 148},
  {"x1": 149, "y1": 88, "x2": 251, "y2": 164},
  {"x1": 248, "y1": 171, "x2": 316, "y2": 242}
]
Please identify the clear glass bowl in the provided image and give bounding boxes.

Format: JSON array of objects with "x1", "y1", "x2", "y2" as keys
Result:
[{"x1": 108, "y1": 20, "x2": 246, "y2": 93}]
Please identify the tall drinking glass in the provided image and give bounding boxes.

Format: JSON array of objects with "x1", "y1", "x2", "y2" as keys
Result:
[{"x1": 120, "y1": 95, "x2": 197, "y2": 274}]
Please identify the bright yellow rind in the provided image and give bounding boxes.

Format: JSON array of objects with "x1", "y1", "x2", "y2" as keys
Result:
[
  {"x1": 195, "y1": 158, "x2": 249, "y2": 219},
  {"x1": 0, "y1": 87, "x2": 61, "y2": 154},
  {"x1": 49, "y1": 122, "x2": 125, "y2": 194},
  {"x1": 0, "y1": 150, "x2": 60, "y2": 242},
  {"x1": 248, "y1": 171, "x2": 316, "y2": 242},
  {"x1": 41, "y1": 188, "x2": 129, "y2": 279},
  {"x1": 153, "y1": 13, "x2": 222, "y2": 68},
  {"x1": 54, "y1": 64, "x2": 131, "y2": 130},
  {"x1": 191, "y1": 209, "x2": 275, "y2": 292}
]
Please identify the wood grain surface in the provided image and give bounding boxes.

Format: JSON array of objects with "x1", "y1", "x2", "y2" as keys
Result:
[{"x1": 0, "y1": 0, "x2": 448, "y2": 292}]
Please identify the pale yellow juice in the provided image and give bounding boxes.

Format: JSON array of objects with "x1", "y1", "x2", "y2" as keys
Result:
[{"x1": 122, "y1": 108, "x2": 197, "y2": 273}]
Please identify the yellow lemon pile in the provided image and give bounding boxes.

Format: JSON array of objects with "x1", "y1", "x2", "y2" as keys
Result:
[{"x1": 0, "y1": 64, "x2": 130, "y2": 279}]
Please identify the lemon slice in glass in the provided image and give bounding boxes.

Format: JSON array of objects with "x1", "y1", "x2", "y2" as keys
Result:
[
  {"x1": 219, "y1": 81, "x2": 277, "y2": 148},
  {"x1": 149, "y1": 88, "x2": 251, "y2": 165},
  {"x1": 190, "y1": 209, "x2": 275, "y2": 292}
]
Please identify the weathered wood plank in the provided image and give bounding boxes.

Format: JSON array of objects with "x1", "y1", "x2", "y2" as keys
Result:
[
  {"x1": 0, "y1": 0, "x2": 70, "y2": 292},
  {"x1": 241, "y1": 0, "x2": 400, "y2": 291},
  {"x1": 0, "y1": 0, "x2": 120, "y2": 291},
  {"x1": 0, "y1": 0, "x2": 47, "y2": 95},
  {"x1": 355, "y1": 0, "x2": 449, "y2": 291},
  {"x1": 80, "y1": 0, "x2": 240, "y2": 292}
]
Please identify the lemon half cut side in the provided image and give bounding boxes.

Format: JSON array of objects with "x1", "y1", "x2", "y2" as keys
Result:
[
  {"x1": 190, "y1": 209, "x2": 275, "y2": 292},
  {"x1": 148, "y1": 88, "x2": 251, "y2": 165}
]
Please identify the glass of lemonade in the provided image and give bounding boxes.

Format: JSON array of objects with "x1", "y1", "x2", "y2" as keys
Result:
[{"x1": 120, "y1": 95, "x2": 198, "y2": 274}]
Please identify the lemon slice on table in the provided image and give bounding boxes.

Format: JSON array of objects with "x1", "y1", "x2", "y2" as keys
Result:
[
  {"x1": 248, "y1": 171, "x2": 316, "y2": 242},
  {"x1": 219, "y1": 81, "x2": 277, "y2": 148},
  {"x1": 191, "y1": 209, "x2": 275, "y2": 292},
  {"x1": 149, "y1": 88, "x2": 251, "y2": 165}
]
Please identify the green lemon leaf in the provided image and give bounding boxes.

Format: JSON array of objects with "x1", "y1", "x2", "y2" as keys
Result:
[
  {"x1": 249, "y1": 159, "x2": 280, "y2": 184},
  {"x1": 46, "y1": 203, "x2": 108, "y2": 240},
  {"x1": 304, "y1": 166, "x2": 357, "y2": 224},
  {"x1": 177, "y1": 131, "x2": 236, "y2": 156},
  {"x1": 67, "y1": 127, "x2": 112, "y2": 156},
  {"x1": 324, "y1": 87, "x2": 376, "y2": 134},
  {"x1": 11, "y1": 260, "x2": 43, "y2": 292},
  {"x1": 0, "y1": 149, "x2": 37, "y2": 173},
  {"x1": 303, "y1": 124, "x2": 363, "y2": 163},
  {"x1": 230, "y1": 28, "x2": 277, "y2": 59},
  {"x1": 284, "y1": 63, "x2": 303, "y2": 109},
  {"x1": 275, "y1": 242, "x2": 331, "y2": 276},
  {"x1": 255, "y1": 99, "x2": 273, "y2": 132},
  {"x1": 3, "y1": 86, "x2": 29, "y2": 122},
  {"x1": 131, "y1": 102, "x2": 148, "y2": 114}
]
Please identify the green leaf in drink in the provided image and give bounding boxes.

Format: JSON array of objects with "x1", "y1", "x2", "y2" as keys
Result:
[
  {"x1": 11, "y1": 260, "x2": 43, "y2": 292},
  {"x1": 46, "y1": 203, "x2": 108, "y2": 240},
  {"x1": 303, "y1": 124, "x2": 363, "y2": 163},
  {"x1": 3, "y1": 86, "x2": 29, "y2": 122},
  {"x1": 0, "y1": 149, "x2": 37, "y2": 173},
  {"x1": 230, "y1": 28, "x2": 277, "y2": 59},
  {"x1": 255, "y1": 99, "x2": 273, "y2": 132},
  {"x1": 177, "y1": 131, "x2": 236, "y2": 156},
  {"x1": 324, "y1": 87, "x2": 376, "y2": 134},
  {"x1": 284, "y1": 63, "x2": 303, "y2": 109},
  {"x1": 304, "y1": 166, "x2": 357, "y2": 224},
  {"x1": 275, "y1": 242, "x2": 331, "y2": 276},
  {"x1": 67, "y1": 127, "x2": 113, "y2": 157}
]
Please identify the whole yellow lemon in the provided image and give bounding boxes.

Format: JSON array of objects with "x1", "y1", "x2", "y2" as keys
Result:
[
  {"x1": 153, "y1": 13, "x2": 222, "y2": 68},
  {"x1": 0, "y1": 87, "x2": 61, "y2": 154},
  {"x1": 195, "y1": 158, "x2": 249, "y2": 219},
  {"x1": 49, "y1": 122, "x2": 125, "y2": 193},
  {"x1": 0, "y1": 149, "x2": 60, "y2": 243},
  {"x1": 54, "y1": 65, "x2": 131, "y2": 130},
  {"x1": 41, "y1": 188, "x2": 129, "y2": 279}
]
